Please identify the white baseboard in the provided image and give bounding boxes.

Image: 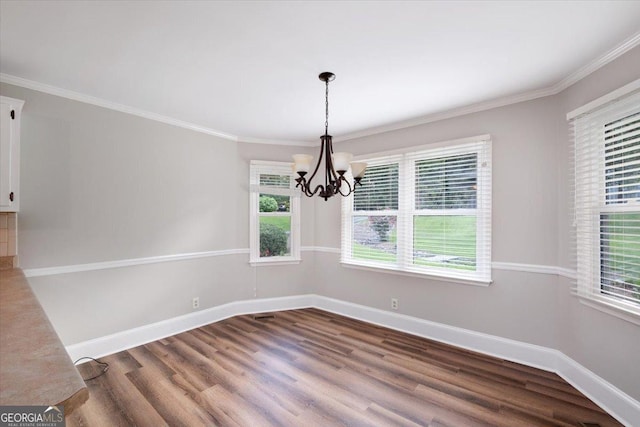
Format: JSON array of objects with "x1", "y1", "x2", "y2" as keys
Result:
[
  {"x1": 66, "y1": 295, "x2": 315, "y2": 362},
  {"x1": 553, "y1": 352, "x2": 640, "y2": 427},
  {"x1": 67, "y1": 294, "x2": 639, "y2": 425},
  {"x1": 312, "y1": 296, "x2": 639, "y2": 426},
  {"x1": 314, "y1": 296, "x2": 558, "y2": 371}
]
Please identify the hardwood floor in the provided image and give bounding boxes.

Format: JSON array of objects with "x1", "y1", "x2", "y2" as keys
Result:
[{"x1": 68, "y1": 308, "x2": 622, "y2": 427}]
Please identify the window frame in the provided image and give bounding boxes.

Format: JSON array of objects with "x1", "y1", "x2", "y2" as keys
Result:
[
  {"x1": 342, "y1": 156, "x2": 403, "y2": 268},
  {"x1": 341, "y1": 135, "x2": 492, "y2": 285},
  {"x1": 571, "y1": 89, "x2": 640, "y2": 320},
  {"x1": 249, "y1": 160, "x2": 301, "y2": 265}
]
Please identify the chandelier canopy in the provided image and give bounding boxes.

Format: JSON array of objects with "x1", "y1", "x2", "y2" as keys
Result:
[{"x1": 292, "y1": 72, "x2": 367, "y2": 200}]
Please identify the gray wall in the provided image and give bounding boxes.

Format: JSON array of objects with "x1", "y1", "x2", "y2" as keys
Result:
[
  {"x1": 555, "y1": 46, "x2": 640, "y2": 402},
  {"x1": 0, "y1": 82, "x2": 316, "y2": 343},
  {"x1": 313, "y1": 46, "x2": 640, "y2": 400},
  {"x1": 314, "y1": 95, "x2": 564, "y2": 351},
  {"x1": 2, "y1": 45, "x2": 639, "y2": 401}
]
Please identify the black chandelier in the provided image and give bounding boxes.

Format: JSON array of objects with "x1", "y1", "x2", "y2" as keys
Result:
[{"x1": 292, "y1": 72, "x2": 367, "y2": 200}]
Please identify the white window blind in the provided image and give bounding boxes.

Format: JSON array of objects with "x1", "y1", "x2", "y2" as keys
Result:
[
  {"x1": 349, "y1": 158, "x2": 401, "y2": 264},
  {"x1": 250, "y1": 161, "x2": 301, "y2": 264},
  {"x1": 571, "y1": 90, "x2": 640, "y2": 316},
  {"x1": 342, "y1": 137, "x2": 492, "y2": 284}
]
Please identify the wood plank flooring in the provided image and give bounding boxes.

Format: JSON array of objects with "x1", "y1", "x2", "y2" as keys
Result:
[{"x1": 68, "y1": 308, "x2": 623, "y2": 426}]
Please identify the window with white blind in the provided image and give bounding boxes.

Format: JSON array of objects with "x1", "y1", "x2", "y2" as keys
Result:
[
  {"x1": 571, "y1": 89, "x2": 640, "y2": 317},
  {"x1": 342, "y1": 136, "x2": 492, "y2": 284},
  {"x1": 250, "y1": 161, "x2": 300, "y2": 264}
]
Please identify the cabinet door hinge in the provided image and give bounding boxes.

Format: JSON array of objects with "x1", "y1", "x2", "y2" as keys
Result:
[{"x1": 10, "y1": 110, "x2": 15, "y2": 120}]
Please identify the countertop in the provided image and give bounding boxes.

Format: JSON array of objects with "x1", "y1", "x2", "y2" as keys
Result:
[{"x1": 0, "y1": 268, "x2": 88, "y2": 415}]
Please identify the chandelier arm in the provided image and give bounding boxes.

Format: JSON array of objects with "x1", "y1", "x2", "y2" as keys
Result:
[
  {"x1": 306, "y1": 184, "x2": 319, "y2": 197},
  {"x1": 325, "y1": 135, "x2": 342, "y2": 189},
  {"x1": 304, "y1": 183, "x2": 327, "y2": 198},
  {"x1": 305, "y1": 135, "x2": 326, "y2": 187},
  {"x1": 296, "y1": 177, "x2": 312, "y2": 196},
  {"x1": 324, "y1": 137, "x2": 333, "y2": 193},
  {"x1": 312, "y1": 184, "x2": 327, "y2": 197},
  {"x1": 295, "y1": 178, "x2": 308, "y2": 193},
  {"x1": 296, "y1": 175, "x2": 326, "y2": 198},
  {"x1": 336, "y1": 177, "x2": 354, "y2": 197}
]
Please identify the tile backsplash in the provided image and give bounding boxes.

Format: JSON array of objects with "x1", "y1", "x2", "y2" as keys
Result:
[{"x1": 0, "y1": 212, "x2": 17, "y2": 257}]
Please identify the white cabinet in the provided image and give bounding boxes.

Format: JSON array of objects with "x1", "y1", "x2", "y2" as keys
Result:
[{"x1": 0, "y1": 96, "x2": 24, "y2": 212}]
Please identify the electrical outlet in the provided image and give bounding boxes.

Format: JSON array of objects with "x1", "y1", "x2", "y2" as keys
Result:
[
  {"x1": 192, "y1": 297, "x2": 199, "y2": 309},
  {"x1": 391, "y1": 298, "x2": 398, "y2": 310}
]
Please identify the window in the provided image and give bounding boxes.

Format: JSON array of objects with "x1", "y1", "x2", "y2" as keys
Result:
[
  {"x1": 250, "y1": 161, "x2": 300, "y2": 264},
  {"x1": 571, "y1": 90, "x2": 640, "y2": 317},
  {"x1": 342, "y1": 136, "x2": 492, "y2": 284}
]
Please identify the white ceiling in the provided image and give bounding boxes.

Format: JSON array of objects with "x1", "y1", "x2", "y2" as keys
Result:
[{"x1": 1, "y1": 1, "x2": 639, "y2": 144}]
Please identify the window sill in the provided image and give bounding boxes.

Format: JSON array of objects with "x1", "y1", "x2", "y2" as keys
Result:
[
  {"x1": 577, "y1": 294, "x2": 640, "y2": 326},
  {"x1": 250, "y1": 258, "x2": 301, "y2": 267},
  {"x1": 341, "y1": 261, "x2": 492, "y2": 287}
]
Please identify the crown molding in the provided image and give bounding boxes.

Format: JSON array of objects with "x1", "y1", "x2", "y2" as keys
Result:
[
  {"x1": 0, "y1": 73, "x2": 239, "y2": 142},
  {"x1": 2, "y1": 31, "x2": 639, "y2": 146},
  {"x1": 237, "y1": 135, "x2": 314, "y2": 147},
  {"x1": 333, "y1": 86, "x2": 556, "y2": 143},
  {"x1": 566, "y1": 77, "x2": 640, "y2": 120},
  {"x1": 552, "y1": 31, "x2": 640, "y2": 94}
]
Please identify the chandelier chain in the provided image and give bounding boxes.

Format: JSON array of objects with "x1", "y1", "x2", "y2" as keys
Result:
[{"x1": 325, "y1": 79, "x2": 329, "y2": 136}]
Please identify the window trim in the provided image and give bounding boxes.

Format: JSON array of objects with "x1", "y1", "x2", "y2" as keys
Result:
[
  {"x1": 342, "y1": 155, "x2": 403, "y2": 270},
  {"x1": 340, "y1": 262, "x2": 491, "y2": 287},
  {"x1": 249, "y1": 160, "x2": 301, "y2": 265},
  {"x1": 570, "y1": 86, "x2": 640, "y2": 319},
  {"x1": 341, "y1": 135, "x2": 492, "y2": 284}
]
